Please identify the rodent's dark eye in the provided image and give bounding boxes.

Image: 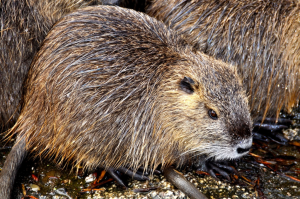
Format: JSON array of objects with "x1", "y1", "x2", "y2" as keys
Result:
[{"x1": 208, "y1": 109, "x2": 218, "y2": 120}]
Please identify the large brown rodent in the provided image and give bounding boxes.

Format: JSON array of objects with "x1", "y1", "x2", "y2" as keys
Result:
[
  {"x1": 147, "y1": 0, "x2": 300, "y2": 120},
  {"x1": 0, "y1": 5, "x2": 252, "y2": 198},
  {"x1": 0, "y1": 0, "x2": 129, "y2": 131}
]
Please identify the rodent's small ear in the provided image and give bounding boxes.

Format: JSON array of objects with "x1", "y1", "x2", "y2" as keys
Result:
[{"x1": 180, "y1": 77, "x2": 195, "y2": 94}]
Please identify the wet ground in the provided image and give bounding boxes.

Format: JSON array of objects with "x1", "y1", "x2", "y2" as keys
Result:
[{"x1": 1, "y1": 107, "x2": 300, "y2": 199}]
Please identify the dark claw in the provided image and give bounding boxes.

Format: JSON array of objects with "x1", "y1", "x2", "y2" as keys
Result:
[
  {"x1": 253, "y1": 131, "x2": 271, "y2": 142},
  {"x1": 253, "y1": 130, "x2": 289, "y2": 145},
  {"x1": 118, "y1": 167, "x2": 149, "y2": 181},
  {"x1": 206, "y1": 163, "x2": 230, "y2": 181},
  {"x1": 212, "y1": 162, "x2": 239, "y2": 175},
  {"x1": 197, "y1": 160, "x2": 236, "y2": 181},
  {"x1": 207, "y1": 168, "x2": 218, "y2": 180},
  {"x1": 107, "y1": 166, "x2": 150, "y2": 187},
  {"x1": 107, "y1": 168, "x2": 127, "y2": 187},
  {"x1": 253, "y1": 123, "x2": 288, "y2": 132},
  {"x1": 215, "y1": 169, "x2": 231, "y2": 182},
  {"x1": 255, "y1": 117, "x2": 293, "y2": 126},
  {"x1": 268, "y1": 132, "x2": 289, "y2": 145},
  {"x1": 254, "y1": 117, "x2": 292, "y2": 132},
  {"x1": 253, "y1": 117, "x2": 291, "y2": 145}
]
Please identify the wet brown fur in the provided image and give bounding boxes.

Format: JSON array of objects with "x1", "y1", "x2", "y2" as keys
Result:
[
  {"x1": 0, "y1": 0, "x2": 106, "y2": 131},
  {"x1": 8, "y1": 6, "x2": 252, "y2": 173},
  {"x1": 147, "y1": 0, "x2": 300, "y2": 119}
]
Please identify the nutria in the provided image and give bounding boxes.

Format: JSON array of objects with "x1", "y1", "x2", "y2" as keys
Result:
[
  {"x1": 0, "y1": 5, "x2": 253, "y2": 198},
  {"x1": 0, "y1": 0, "x2": 134, "y2": 132},
  {"x1": 147, "y1": 0, "x2": 300, "y2": 120}
]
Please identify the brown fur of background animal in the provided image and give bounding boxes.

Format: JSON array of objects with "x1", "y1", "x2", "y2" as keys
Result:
[
  {"x1": 147, "y1": 0, "x2": 300, "y2": 120},
  {"x1": 7, "y1": 4, "x2": 252, "y2": 178}
]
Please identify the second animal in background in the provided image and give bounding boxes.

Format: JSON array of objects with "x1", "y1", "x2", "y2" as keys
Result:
[{"x1": 147, "y1": 0, "x2": 300, "y2": 120}]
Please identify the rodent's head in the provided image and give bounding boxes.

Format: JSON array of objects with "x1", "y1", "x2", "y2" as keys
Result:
[{"x1": 161, "y1": 53, "x2": 252, "y2": 162}]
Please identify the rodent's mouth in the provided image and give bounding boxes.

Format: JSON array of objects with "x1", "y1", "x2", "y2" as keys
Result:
[
  {"x1": 237, "y1": 146, "x2": 251, "y2": 154},
  {"x1": 181, "y1": 136, "x2": 253, "y2": 161},
  {"x1": 231, "y1": 137, "x2": 253, "y2": 159}
]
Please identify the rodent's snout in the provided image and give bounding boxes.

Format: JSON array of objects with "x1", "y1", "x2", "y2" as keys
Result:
[{"x1": 233, "y1": 137, "x2": 253, "y2": 158}]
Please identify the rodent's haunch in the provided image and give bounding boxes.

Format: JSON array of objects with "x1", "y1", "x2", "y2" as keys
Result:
[
  {"x1": 147, "y1": 0, "x2": 300, "y2": 119},
  {"x1": 0, "y1": 5, "x2": 252, "y2": 198},
  {"x1": 0, "y1": 0, "x2": 115, "y2": 131}
]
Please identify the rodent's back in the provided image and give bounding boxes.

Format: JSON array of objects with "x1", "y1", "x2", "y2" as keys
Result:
[
  {"x1": 11, "y1": 5, "x2": 252, "y2": 172},
  {"x1": 0, "y1": 0, "x2": 106, "y2": 131},
  {"x1": 147, "y1": 0, "x2": 300, "y2": 119}
]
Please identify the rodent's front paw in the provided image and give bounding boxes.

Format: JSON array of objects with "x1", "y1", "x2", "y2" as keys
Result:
[{"x1": 195, "y1": 160, "x2": 238, "y2": 182}]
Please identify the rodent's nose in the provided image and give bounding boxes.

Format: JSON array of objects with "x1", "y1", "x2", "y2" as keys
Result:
[{"x1": 237, "y1": 146, "x2": 251, "y2": 154}]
